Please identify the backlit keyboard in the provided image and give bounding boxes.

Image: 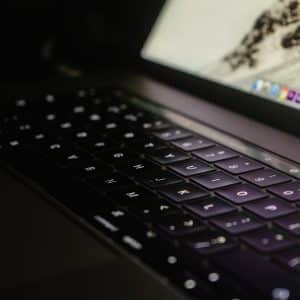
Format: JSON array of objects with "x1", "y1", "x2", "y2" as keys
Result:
[{"x1": 1, "y1": 88, "x2": 300, "y2": 300}]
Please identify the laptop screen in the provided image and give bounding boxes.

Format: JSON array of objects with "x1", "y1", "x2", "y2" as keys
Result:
[{"x1": 142, "y1": 0, "x2": 300, "y2": 111}]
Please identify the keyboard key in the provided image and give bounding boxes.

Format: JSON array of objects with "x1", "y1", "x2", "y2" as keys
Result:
[
  {"x1": 122, "y1": 112, "x2": 144, "y2": 124},
  {"x1": 92, "y1": 213, "x2": 122, "y2": 235},
  {"x1": 102, "y1": 121, "x2": 121, "y2": 132},
  {"x1": 244, "y1": 198, "x2": 296, "y2": 219},
  {"x1": 241, "y1": 169, "x2": 291, "y2": 187},
  {"x1": 87, "y1": 173, "x2": 135, "y2": 191},
  {"x1": 157, "y1": 213, "x2": 206, "y2": 236},
  {"x1": 275, "y1": 214, "x2": 300, "y2": 236},
  {"x1": 112, "y1": 129, "x2": 140, "y2": 144},
  {"x1": 191, "y1": 171, "x2": 240, "y2": 190},
  {"x1": 58, "y1": 120, "x2": 75, "y2": 131},
  {"x1": 140, "y1": 170, "x2": 183, "y2": 188},
  {"x1": 88, "y1": 113, "x2": 102, "y2": 123},
  {"x1": 140, "y1": 119, "x2": 171, "y2": 131},
  {"x1": 129, "y1": 200, "x2": 180, "y2": 220},
  {"x1": 68, "y1": 161, "x2": 112, "y2": 180},
  {"x1": 216, "y1": 157, "x2": 263, "y2": 175},
  {"x1": 268, "y1": 181, "x2": 300, "y2": 202},
  {"x1": 94, "y1": 207, "x2": 135, "y2": 230},
  {"x1": 57, "y1": 151, "x2": 91, "y2": 168},
  {"x1": 73, "y1": 130, "x2": 90, "y2": 141},
  {"x1": 121, "y1": 232, "x2": 149, "y2": 252},
  {"x1": 153, "y1": 127, "x2": 192, "y2": 141},
  {"x1": 184, "y1": 197, "x2": 236, "y2": 218},
  {"x1": 242, "y1": 229, "x2": 294, "y2": 253},
  {"x1": 99, "y1": 149, "x2": 136, "y2": 165},
  {"x1": 80, "y1": 138, "x2": 116, "y2": 153},
  {"x1": 193, "y1": 146, "x2": 238, "y2": 162},
  {"x1": 216, "y1": 183, "x2": 267, "y2": 204},
  {"x1": 274, "y1": 247, "x2": 300, "y2": 272},
  {"x1": 72, "y1": 104, "x2": 87, "y2": 115},
  {"x1": 184, "y1": 230, "x2": 236, "y2": 255},
  {"x1": 111, "y1": 186, "x2": 156, "y2": 205},
  {"x1": 211, "y1": 212, "x2": 264, "y2": 235},
  {"x1": 106, "y1": 104, "x2": 124, "y2": 115},
  {"x1": 148, "y1": 148, "x2": 189, "y2": 164},
  {"x1": 171, "y1": 136, "x2": 214, "y2": 151},
  {"x1": 117, "y1": 159, "x2": 157, "y2": 177},
  {"x1": 158, "y1": 182, "x2": 209, "y2": 203},
  {"x1": 169, "y1": 159, "x2": 214, "y2": 176},
  {"x1": 115, "y1": 130, "x2": 147, "y2": 145},
  {"x1": 133, "y1": 138, "x2": 166, "y2": 153}
]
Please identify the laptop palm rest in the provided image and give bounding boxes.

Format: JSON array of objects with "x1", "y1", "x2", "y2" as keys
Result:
[{"x1": 0, "y1": 169, "x2": 185, "y2": 300}]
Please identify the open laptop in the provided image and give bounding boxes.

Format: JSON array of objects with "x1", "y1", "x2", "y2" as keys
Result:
[{"x1": 1, "y1": 1, "x2": 300, "y2": 299}]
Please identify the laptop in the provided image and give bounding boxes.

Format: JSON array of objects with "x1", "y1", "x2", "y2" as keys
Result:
[{"x1": 1, "y1": 1, "x2": 300, "y2": 299}]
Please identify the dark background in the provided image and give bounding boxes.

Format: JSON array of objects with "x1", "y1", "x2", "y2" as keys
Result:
[
  {"x1": 0, "y1": 0, "x2": 164, "y2": 83},
  {"x1": 3, "y1": 1, "x2": 299, "y2": 136}
]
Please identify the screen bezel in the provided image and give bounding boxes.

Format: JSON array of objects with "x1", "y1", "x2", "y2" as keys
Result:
[{"x1": 138, "y1": 54, "x2": 299, "y2": 137}]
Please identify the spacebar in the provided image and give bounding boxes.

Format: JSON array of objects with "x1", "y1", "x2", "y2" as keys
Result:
[{"x1": 213, "y1": 249, "x2": 300, "y2": 300}]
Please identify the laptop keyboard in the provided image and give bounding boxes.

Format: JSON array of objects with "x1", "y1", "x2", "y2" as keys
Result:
[{"x1": 1, "y1": 88, "x2": 300, "y2": 299}]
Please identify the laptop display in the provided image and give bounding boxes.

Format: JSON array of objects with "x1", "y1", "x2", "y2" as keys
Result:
[{"x1": 142, "y1": 0, "x2": 300, "y2": 110}]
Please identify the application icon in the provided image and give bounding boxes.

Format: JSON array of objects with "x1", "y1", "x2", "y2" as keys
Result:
[
  {"x1": 279, "y1": 87, "x2": 289, "y2": 100},
  {"x1": 262, "y1": 81, "x2": 271, "y2": 95},
  {"x1": 251, "y1": 79, "x2": 264, "y2": 92},
  {"x1": 287, "y1": 90, "x2": 296, "y2": 101},
  {"x1": 295, "y1": 92, "x2": 300, "y2": 103},
  {"x1": 269, "y1": 84, "x2": 280, "y2": 98}
]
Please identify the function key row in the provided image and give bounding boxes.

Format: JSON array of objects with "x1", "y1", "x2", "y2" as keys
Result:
[
  {"x1": 193, "y1": 145, "x2": 238, "y2": 162},
  {"x1": 172, "y1": 136, "x2": 214, "y2": 151}
]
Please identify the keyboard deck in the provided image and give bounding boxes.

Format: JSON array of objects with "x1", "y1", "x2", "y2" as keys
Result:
[{"x1": 1, "y1": 88, "x2": 300, "y2": 300}]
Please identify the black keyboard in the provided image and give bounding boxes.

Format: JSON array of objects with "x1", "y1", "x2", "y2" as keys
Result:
[{"x1": 1, "y1": 88, "x2": 300, "y2": 300}]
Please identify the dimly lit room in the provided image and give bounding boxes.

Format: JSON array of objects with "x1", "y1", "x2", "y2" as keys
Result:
[{"x1": 1, "y1": 1, "x2": 299, "y2": 299}]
